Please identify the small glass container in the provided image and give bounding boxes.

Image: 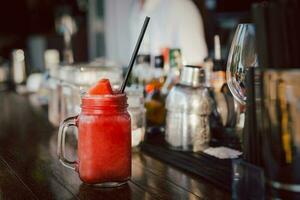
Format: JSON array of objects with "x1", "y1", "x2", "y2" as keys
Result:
[
  {"x1": 57, "y1": 63, "x2": 123, "y2": 123},
  {"x1": 48, "y1": 63, "x2": 61, "y2": 126},
  {"x1": 59, "y1": 65, "x2": 77, "y2": 120},
  {"x1": 126, "y1": 85, "x2": 146, "y2": 148},
  {"x1": 48, "y1": 77, "x2": 61, "y2": 126}
]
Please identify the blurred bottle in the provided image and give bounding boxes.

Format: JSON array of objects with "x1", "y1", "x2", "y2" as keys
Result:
[
  {"x1": 45, "y1": 49, "x2": 60, "y2": 76},
  {"x1": 0, "y1": 58, "x2": 9, "y2": 91},
  {"x1": 203, "y1": 58, "x2": 213, "y2": 88},
  {"x1": 56, "y1": 14, "x2": 77, "y2": 64},
  {"x1": 46, "y1": 50, "x2": 61, "y2": 126},
  {"x1": 145, "y1": 55, "x2": 165, "y2": 94},
  {"x1": 11, "y1": 49, "x2": 26, "y2": 85},
  {"x1": 211, "y1": 35, "x2": 226, "y2": 92},
  {"x1": 161, "y1": 48, "x2": 182, "y2": 95},
  {"x1": 145, "y1": 89, "x2": 166, "y2": 127},
  {"x1": 145, "y1": 55, "x2": 166, "y2": 127},
  {"x1": 169, "y1": 48, "x2": 183, "y2": 70},
  {"x1": 10, "y1": 49, "x2": 28, "y2": 93},
  {"x1": 131, "y1": 54, "x2": 152, "y2": 85},
  {"x1": 162, "y1": 47, "x2": 170, "y2": 73},
  {"x1": 127, "y1": 85, "x2": 146, "y2": 149}
]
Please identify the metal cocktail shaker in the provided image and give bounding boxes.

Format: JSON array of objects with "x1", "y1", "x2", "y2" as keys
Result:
[
  {"x1": 263, "y1": 69, "x2": 300, "y2": 192},
  {"x1": 165, "y1": 65, "x2": 212, "y2": 152}
]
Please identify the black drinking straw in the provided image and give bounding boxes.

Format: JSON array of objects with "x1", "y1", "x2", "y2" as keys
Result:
[{"x1": 120, "y1": 16, "x2": 150, "y2": 93}]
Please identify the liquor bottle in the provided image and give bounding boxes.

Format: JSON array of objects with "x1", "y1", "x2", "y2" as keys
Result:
[
  {"x1": 11, "y1": 49, "x2": 26, "y2": 85},
  {"x1": 145, "y1": 55, "x2": 166, "y2": 126},
  {"x1": 211, "y1": 35, "x2": 226, "y2": 92},
  {"x1": 10, "y1": 49, "x2": 27, "y2": 93},
  {"x1": 169, "y1": 48, "x2": 182, "y2": 70},
  {"x1": 145, "y1": 55, "x2": 165, "y2": 94},
  {"x1": 161, "y1": 48, "x2": 182, "y2": 95}
]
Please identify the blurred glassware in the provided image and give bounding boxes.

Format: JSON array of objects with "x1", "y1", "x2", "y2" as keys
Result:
[
  {"x1": 132, "y1": 54, "x2": 152, "y2": 84},
  {"x1": 232, "y1": 159, "x2": 265, "y2": 200},
  {"x1": 59, "y1": 63, "x2": 123, "y2": 121},
  {"x1": 27, "y1": 36, "x2": 47, "y2": 72},
  {"x1": 48, "y1": 76, "x2": 61, "y2": 126},
  {"x1": 226, "y1": 24, "x2": 258, "y2": 105},
  {"x1": 126, "y1": 85, "x2": 146, "y2": 148},
  {"x1": 263, "y1": 69, "x2": 300, "y2": 193},
  {"x1": 26, "y1": 73, "x2": 43, "y2": 93},
  {"x1": 44, "y1": 49, "x2": 60, "y2": 72},
  {"x1": 0, "y1": 64, "x2": 9, "y2": 90},
  {"x1": 47, "y1": 61, "x2": 123, "y2": 127}
]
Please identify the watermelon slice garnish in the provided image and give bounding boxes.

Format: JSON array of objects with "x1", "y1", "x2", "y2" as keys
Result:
[{"x1": 88, "y1": 79, "x2": 113, "y2": 95}]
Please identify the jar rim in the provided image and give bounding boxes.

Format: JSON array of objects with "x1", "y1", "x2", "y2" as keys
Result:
[
  {"x1": 81, "y1": 92, "x2": 128, "y2": 110},
  {"x1": 83, "y1": 92, "x2": 126, "y2": 99}
]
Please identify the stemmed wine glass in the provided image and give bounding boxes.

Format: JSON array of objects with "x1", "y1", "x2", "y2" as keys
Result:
[
  {"x1": 227, "y1": 24, "x2": 261, "y2": 164},
  {"x1": 226, "y1": 24, "x2": 258, "y2": 105}
]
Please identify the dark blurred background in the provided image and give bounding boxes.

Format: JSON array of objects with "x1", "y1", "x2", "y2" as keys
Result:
[
  {"x1": 0, "y1": 0, "x2": 265, "y2": 68},
  {"x1": 0, "y1": 0, "x2": 87, "y2": 64}
]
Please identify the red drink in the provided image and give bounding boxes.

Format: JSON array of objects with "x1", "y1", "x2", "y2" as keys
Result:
[
  {"x1": 78, "y1": 93, "x2": 131, "y2": 184},
  {"x1": 58, "y1": 79, "x2": 131, "y2": 186}
]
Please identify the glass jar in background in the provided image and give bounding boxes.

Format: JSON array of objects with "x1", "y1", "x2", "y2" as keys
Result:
[
  {"x1": 48, "y1": 61, "x2": 62, "y2": 126},
  {"x1": 126, "y1": 85, "x2": 146, "y2": 148},
  {"x1": 59, "y1": 65, "x2": 77, "y2": 121},
  {"x1": 48, "y1": 77, "x2": 61, "y2": 126},
  {"x1": 48, "y1": 62, "x2": 123, "y2": 127},
  {"x1": 48, "y1": 64, "x2": 76, "y2": 127},
  {"x1": 73, "y1": 63, "x2": 123, "y2": 89},
  {"x1": 53, "y1": 63, "x2": 123, "y2": 125}
]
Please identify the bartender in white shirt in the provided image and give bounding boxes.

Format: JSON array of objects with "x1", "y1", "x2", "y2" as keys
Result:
[{"x1": 130, "y1": 0, "x2": 208, "y2": 65}]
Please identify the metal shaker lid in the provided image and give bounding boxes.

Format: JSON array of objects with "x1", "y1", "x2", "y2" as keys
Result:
[{"x1": 179, "y1": 65, "x2": 205, "y2": 87}]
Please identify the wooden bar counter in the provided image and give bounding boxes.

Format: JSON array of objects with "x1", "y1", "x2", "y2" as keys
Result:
[{"x1": 0, "y1": 92, "x2": 230, "y2": 199}]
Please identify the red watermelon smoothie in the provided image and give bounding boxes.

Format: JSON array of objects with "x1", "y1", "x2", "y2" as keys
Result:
[{"x1": 77, "y1": 79, "x2": 131, "y2": 186}]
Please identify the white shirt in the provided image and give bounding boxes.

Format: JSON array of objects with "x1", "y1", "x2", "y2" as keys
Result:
[{"x1": 130, "y1": 0, "x2": 208, "y2": 65}]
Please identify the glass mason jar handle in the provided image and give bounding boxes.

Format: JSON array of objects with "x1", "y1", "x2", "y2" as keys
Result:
[{"x1": 57, "y1": 115, "x2": 78, "y2": 171}]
